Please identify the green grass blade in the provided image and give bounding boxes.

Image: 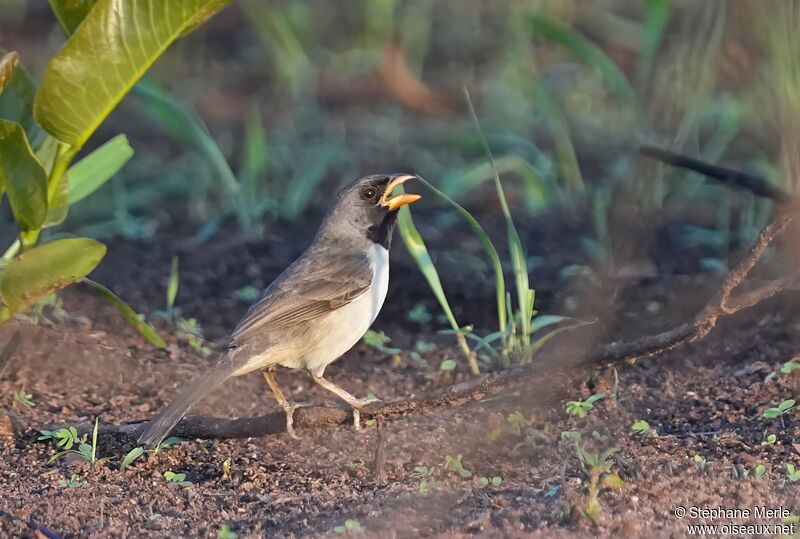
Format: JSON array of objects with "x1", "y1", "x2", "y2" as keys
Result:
[
  {"x1": 83, "y1": 278, "x2": 166, "y2": 349},
  {"x1": 531, "y1": 82, "x2": 583, "y2": 189},
  {"x1": 411, "y1": 175, "x2": 507, "y2": 342},
  {"x1": 67, "y1": 134, "x2": 134, "y2": 204},
  {"x1": 637, "y1": 0, "x2": 671, "y2": 90},
  {"x1": 464, "y1": 90, "x2": 533, "y2": 348},
  {"x1": 528, "y1": 14, "x2": 637, "y2": 107},
  {"x1": 166, "y1": 255, "x2": 179, "y2": 313},
  {"x1": 396, "y1": 201, "x2": 478, "y2": 373}
]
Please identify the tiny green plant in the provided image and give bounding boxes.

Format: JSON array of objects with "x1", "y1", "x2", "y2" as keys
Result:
[
  {"x1": 58, "y1": 473, "x2": 87, "y2": 489},
  {"x1": 119, "y1": 447, "x2": 145, "y2": 471},
  {"x1": 693, "y1": 455, "x2": 708, "y2": 472},
  {"x1": 631, "y1": 420, "x2": 657, "y2": 437},
  {"x1": 439, "y1": 358, "x2": 456, "y2": 371},
  {"x1": 753, "y1": 464, "x2": 767, "y2": 481},
  {"x1": 47, "y1": 419, "x2": 110, "y2": 467},
  {"x1": 781, "y1": 359, "x2": 800, "y2": 375},
  {"x1": 235, "y1": 285, "x2": 261, "y2": 302},
  {"x1": 762, "y1": 434, "x2": 777, "y2": 446},
  {"x1": 176, "y1": 317, "x2": 211, "y2": 356},
  {"x1": 362, "y1": 329, "x2": 400, "y2": 355},
  {"x1": 575, "y1": 443, "x2": 624, "y2": 522},
  {"x1": 12, "y1": 388, "x2": 35, "y2": 408},
  {"x1": 479, "y1": 476, "x2": 503, "y2": 487},
  {"x1": 164, "y1": 470, "x2": 192, "y2": 486},
  {"x1": 333, "y1": 519, "x2": 364, "y2": 535},
  {"x1": 38, "y1": 426, "x2": 79, "y2": 449},
  {"x1": 406, "y1": 303, "x2": 433, "y2": 323},
  {"x1": 217, "y1": 524, "x2": 238, "y2": 539},
  {"x1": 763, "y1": 399, "x2": 796, "y2": 418},
  {"x1": 444, "y1": 454, "x2": 473, "y2": 479},
  {"x1": 413, "y1": 465, "x2": 443, "y2": 495},
  {"x1": 566, "y1": 394, "x2": 605, "y2": 418},
  {"x1": 787, "y1": 463, "x2": 800, "y2": 481}
]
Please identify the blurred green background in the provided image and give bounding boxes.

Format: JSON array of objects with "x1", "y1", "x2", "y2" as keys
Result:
[{"x1": 1, "y1": 0, "x2": 796, "y2": 271}]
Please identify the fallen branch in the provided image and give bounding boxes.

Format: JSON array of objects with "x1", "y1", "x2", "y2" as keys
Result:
[{"x1": 28, "y1": 208, "x2": 800, "y2": 445}]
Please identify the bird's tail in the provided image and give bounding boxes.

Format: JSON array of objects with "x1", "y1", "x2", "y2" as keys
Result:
[{"x1": 138, "y1": 365, "x2": 233, "y2": 449}]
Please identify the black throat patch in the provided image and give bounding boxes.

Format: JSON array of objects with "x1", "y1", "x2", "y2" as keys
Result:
[{"x1": 366, "y1": 211, "x2": 398, "y2": 249}]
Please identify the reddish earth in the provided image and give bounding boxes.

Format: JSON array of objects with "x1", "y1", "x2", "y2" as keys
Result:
[{"x1": 1, "y1": 222, "x2": 800, "y2": 538}]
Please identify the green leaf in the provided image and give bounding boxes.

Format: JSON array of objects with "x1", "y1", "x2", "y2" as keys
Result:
[
  {"x1": 0, "y1": 120, "x2": 47, "y2": 232},
  {"x1": 528, "y1": 15, "x2": 637, "y2": 106},
  {"x1": 166, "y1": 255, "x2": 179, "y2": 312},
  {"x1": 120, "y1": 446, "x2": 144, "y2": 470},
  {"x1": 82, "y1": 278, "x2": 165, "y2": 348},
  {"x1": 439, "y1": 359, "x2": 456, "y2": 371},
  {"x1": 602, "y1": 473, "x2": 625, "y2": 489},
  {"x1": 67, "y1": 134, "x2": 134, "y2": 203},
  {"x1": 0, "y1": 50, "x2": 42, "y2": 147},
  {"x1": 34, "y1": 0, "x2": 232, "y2": 149},
  {"x1": 47, "y1": 0, "x2": 100, "y2": 34},
  {"x1": 0, "y1": 238, "x2": 106, "y2": 313},
  {"x1": 0, "y1": 51, "x2": 19, "y2": 94},
  {"x1": 396, "y1": 206, "x2": 461, "y2": 332}
]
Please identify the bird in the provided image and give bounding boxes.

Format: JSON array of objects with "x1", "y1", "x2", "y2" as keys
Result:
[{"x1": 138, "y1": 173, "x2": 421, "y2": 447}]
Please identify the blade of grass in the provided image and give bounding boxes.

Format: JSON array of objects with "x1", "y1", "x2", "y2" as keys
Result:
[
  {"x1": 83, "y1": 278, "x2": 166, "y2": 348},
  {"x1": 396, "y1": 201, "x2": 478, "y2": 373},
  {"x1": 464, "y1": 89, "x2": 534, "y2": 350},
  {"x1": 410, "y1": 175, "x2": 507, "y2": 351},
  {"x1": 636, "y1": 0, "x2": 671, "y2": 92}
]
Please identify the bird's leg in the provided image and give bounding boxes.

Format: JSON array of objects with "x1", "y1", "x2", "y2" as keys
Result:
[
  {"x1": 262, "y1": 370, "x2": 304, "y2": 440},
  {"x1": 311, "y1": 375, "x2": 379, "y2": 431}
]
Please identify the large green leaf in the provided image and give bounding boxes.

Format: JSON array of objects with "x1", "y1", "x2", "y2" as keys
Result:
[
  {"x1": 83, "y1": 279, "x2": 166, "y2": 348},
  {"x1": 0, "y1": 50, "x2": 42, "y2": 148},
  {"x1": 47, "y1": 0, "x2": 100, "y2": 34},
  {"x1": 67, "y1": 134, "x2": 134, "y2": 203},
  {"x1": 0, "y1": 51, "x2": 19, "y2": 94},
  {"x1": 0, "y1": 238, "x2": 106, "y2": 313},
  {"x1": 34, "y1": 0, "x2": 232, "y2": 149},
  {"x1": 0, "y1": 120, "x2": 48, "y2": 232}
]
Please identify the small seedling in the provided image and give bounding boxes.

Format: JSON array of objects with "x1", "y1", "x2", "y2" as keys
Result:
[
  {"x1": 59, "y1": 473, "x2": 88, "y2": 489},
  {"x1": 164, "y1": 470, "x2": 192, "y2": 486},
  {"x1": 479, "y1": 476, "x2": 503, "y2": 487},
  {"x1": 693, "y1": 455, "x2": 708, "y2": 472},
  {"x1": 39, "y1": 426, "x2": 79, "y2": 449},
  {"x1": 781, "y1": 359, "x2": 800, "y2": 375},
  {"x1": 575, "y1": 443, "x2": 623, "y2": 522},
  {"x1": 762, "y1": 434, "x2": 777, "y2": 446},
  {"x1": 560, "y1": 430, "x2": 581, "y2": 441},
  {"x1": 362, "y1": 329, "x2": 400, "y2": 355},
  {"x1": 439, "y1": 358, "x2": 456, "y2": 371},
  {"x1": 333, "y1": 519, "x2": 364, "y2": 534},
  {"x1": 47, "y1": 419, "x2": 111, "y2": 467},
  {"x1": 406, "y1": 303, "x2": 433, "y2": 323},
  {"x1": 148, "y1": 513, "x2": 162, "y2": 522},
  {"x1": 630, "y1": 420, "x2": 657, "y2": 438},
  {"x1": 566, "y1": 394, "x2": 605, "y2": 418},
  {"x1": 787, "y1": 463, "x2": 800, "y2": 481},
  {"x1": 753, "y1": 464, "x2": 767, "y2": 481},
  {"x1": 222, "y1": 457, "x2": 233, "y2": 479},
  {"x1": 176, "y1": 318, "x2": 211, "y2": 356},
  {"x1": 217, "y1": 524, "x2": 238, "y2": 539},
  {"x1": 413, "y1": 465, "x2": 443, "y2": 495},
  {"x1": 120, "y1": 447, "x2": 145, "y2": 470},
  {"x1": 444, "y1": 454, "x2": 473, "y2": 478},
  {"x1": 235, "y1": 285, "x2": 261, "y2": 302},
  {"x1": 13, "y1": 389, "x2": 35, "y2": 408},
  {"x1": 763, "y1": 399, "x2": 796, "y2": 418}
]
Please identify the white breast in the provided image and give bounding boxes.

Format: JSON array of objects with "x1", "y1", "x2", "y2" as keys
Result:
[{"x1": 285, "y1": 244, "x2": 390, "y2": 376}]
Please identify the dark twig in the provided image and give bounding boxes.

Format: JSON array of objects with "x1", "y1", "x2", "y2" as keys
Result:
[{"x1": 372, "y1": 419, "x2": 387, "y2": 483}]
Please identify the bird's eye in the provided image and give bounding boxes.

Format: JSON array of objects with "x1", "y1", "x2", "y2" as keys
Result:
[{"x1": 361, "y1": 187, "x2": 377, "y2": 200}]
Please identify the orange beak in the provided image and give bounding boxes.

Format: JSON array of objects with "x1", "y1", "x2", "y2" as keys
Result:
[{"x1": 381, "y1": 174, "x2": 421, "y2": 211}]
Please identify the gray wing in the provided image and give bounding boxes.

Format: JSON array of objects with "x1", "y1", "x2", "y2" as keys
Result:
[{"x1": 228, "y1": 251, "x2": 373, "y2": 349}]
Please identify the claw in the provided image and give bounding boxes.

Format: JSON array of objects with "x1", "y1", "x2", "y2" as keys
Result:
[
  {"x1": 284, "y1": 403, "x2": 308, "y2": 440},
  {"x1": 351, "y1": 398, "x2": 381, "y2": 432}
]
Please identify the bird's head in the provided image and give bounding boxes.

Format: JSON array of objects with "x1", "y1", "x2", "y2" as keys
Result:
[{"x1": 321, "y1": 173, "x2": 421, "y2": 249}]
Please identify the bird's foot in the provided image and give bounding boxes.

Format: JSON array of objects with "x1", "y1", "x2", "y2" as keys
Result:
[
  {"x1": 351, "y1": 398, "x2": 381, "y2": 432},
  {"x1": 282, "y1": 403, "x2": 309, "y2": 440}
]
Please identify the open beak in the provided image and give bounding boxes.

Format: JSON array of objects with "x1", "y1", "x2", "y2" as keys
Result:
[{"x1": 381, "y1": 173, "x2": 421, "y2": 211}]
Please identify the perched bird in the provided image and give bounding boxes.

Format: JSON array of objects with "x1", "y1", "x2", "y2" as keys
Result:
[{"x1": 139, "y1": 174, "x2": 421, "y2": 447}]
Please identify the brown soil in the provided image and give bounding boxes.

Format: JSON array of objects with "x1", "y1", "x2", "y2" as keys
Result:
[{"x1": 2, "y1": 226, "x2": 800, "y2": 538}]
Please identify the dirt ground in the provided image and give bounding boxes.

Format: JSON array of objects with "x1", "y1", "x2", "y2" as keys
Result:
[{"x1": 2, "y1": 221, "x2": 800, "y2": 538}]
